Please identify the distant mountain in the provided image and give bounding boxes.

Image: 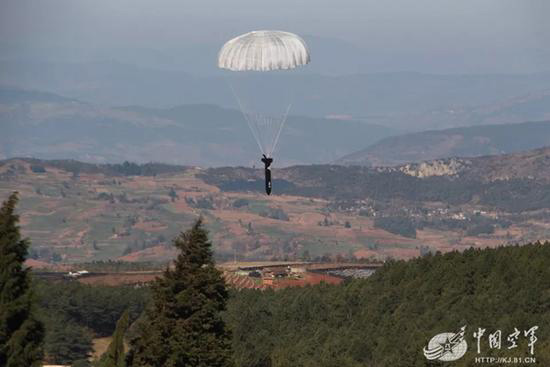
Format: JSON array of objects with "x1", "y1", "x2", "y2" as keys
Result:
[
  {"x1": 0, "y1": 86, "x2": 394, "y2": 166},
  {"x1": 201, "y1": 145, "x2": 550, "y2": 213},
  {"x1": 337, "y1": 121, "x2": 550, "y2": 167},
  {"x1": 396, "y1": 146, "x2": 550, "y2": 183},
  {"x1": 399, "y1": 89, "x2": 550, "y2": 130},
  {"x1": 3, "y1": 59, "x2": 550, "y2": 128},
  {"x1": 0, "y1": 85, "x2": 77, "y2": 104}
]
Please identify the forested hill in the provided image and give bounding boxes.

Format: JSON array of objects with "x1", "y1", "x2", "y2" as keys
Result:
[
  {"x1": 228, "y1": 242, "x2": 550, "y2": 367},
  {"x1": 337, "y1": 120, "x2": 550, "y2": 167},
  {"x1": 201, "y1": 146, "x2": 550, "y2": 212},
  {"x1": 35, "y1": 242, "x2": 550, "y2": 366}
]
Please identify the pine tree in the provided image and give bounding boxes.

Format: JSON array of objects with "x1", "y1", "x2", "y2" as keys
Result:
[
  {"x1": 126, "y1": 219, "x2": 233, "y2": 367},
  {"x1": 0, "y1": 192, "x2": 44, "y2": 367},
  {"x1": 99, "y1": 309, "x2": 129, "y2": 367}
]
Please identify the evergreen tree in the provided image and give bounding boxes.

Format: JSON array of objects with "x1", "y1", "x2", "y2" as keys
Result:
[
  {"x1": 126, "y1": 219, "x2": 233, "y2": 367},
  {"x1": 43, "y1": 315, "x2": 92, "y2": 364},
  {"x1": 99, "y1": 309, "x2": 129, "y2": 367},
  {"x1": 0, "y1": 192, "x2": 44, "y2": 367}
]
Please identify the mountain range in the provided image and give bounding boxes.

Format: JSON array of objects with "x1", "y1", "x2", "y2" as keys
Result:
[
  {"x1": 3, "y1": 59, "x2": 550, "y2": 129},
  {"x1": 0, "y1": 86, "x2": 393, "y2": 166},
  {"x1": 4, "y1": 74, "x2": 550, "y2": 168},
  {"x1": 338, "y1": 120, "x2": 550, "y2": 166}
]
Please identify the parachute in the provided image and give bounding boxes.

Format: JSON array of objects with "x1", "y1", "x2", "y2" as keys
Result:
[
  {"x1": 218, "y1": 30, "x2": 311, "y2": 158},
  {"x1": 218, "y1": 30, "x2": 310, "y2": 72}
]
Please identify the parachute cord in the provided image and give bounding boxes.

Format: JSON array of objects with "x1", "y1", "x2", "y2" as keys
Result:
[
  {"x1": 227, "y1": 81, "x2": 266, "y2": 155},
  {"x1": 264, "y1": 114, "x2": 276, "y2": 157},
  {"x1": 254, "y1": 113, "x2": 268, "y2": 155},
  {"x1": 225, "y1": 78, "x2": 292, "y2": 159},
  {"x1": 256, "y1": 113, "x2": 270, "y2": 156},
  {"x1": 269, "y1": 103, "x2": 292, "y2": 157},
  {"x1": 263, "y1": 114, "x2": 277, "y2": 157}
]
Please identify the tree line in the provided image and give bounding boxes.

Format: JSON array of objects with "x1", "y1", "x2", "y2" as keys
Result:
[
  {"x1": 2, "y1": 192, "x2": 550, "y2": 366},
  {"x1": 1, "y1": 192, "x2": 232, "y2": 367},
  {"x1": 201, "y1": 166, "x2": 550, "y2": 213}
]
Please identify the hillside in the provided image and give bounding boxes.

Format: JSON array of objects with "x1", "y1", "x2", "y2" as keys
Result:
[
  {"x1": 3, "y1": 60, "x2": 550, "y2": 126},
  {"x1": 0, "y1": 86, "x2": 394, "y2": 166},
  {"x1": 398, "y1": 146, "x2": 550, "y2": 182},
  {"x1": 388, "y1": 89, "x2": 550, "y2": 131},
  {"x1": 229, "y1": 242, "x2": 550, "y2": 366},
  {"x1": 2, "y1": 148, "x2": 550, "y2": 265},
  {"x1": 35, "y1": 242, "x2": 550, "y2": 366},
  {"x1": 337, "y1": 120, "x2": 550, "y2": 166},
  {"x1": 203, "y1": 159, "x2": 550, "y2": 213}
]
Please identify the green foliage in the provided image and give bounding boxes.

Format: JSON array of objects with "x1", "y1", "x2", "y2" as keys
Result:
[
  {"x1": 202, "y1": 166, "x2": 550, "y2": 212},
  {"x1": 35, "y1": 280, "x2": 149, "y2": 364},
  {"x1": 36, "y1": 280, "x2": 149, "y2": 337},
  {"x1": 42, "y1": 313, "x2": 92, "y2": 364},
  {"x1": 30, "y1": 164, "x2": 46, "y2": 173},
  {"x1": 374, "y1": 215, "x2": 417, "y2": 238},
  {"x1": 5, "y1": 158, "x2": 187, "y2": 177},
  {"x1": 127, "y1": 219, "x2": 233, "y2": 367},
  {"x1": 259, "y1": 207, "x2": 289, "y2": 221},
  {"x1": 73, "y1": 359, "x2": 92, "y2": 367},
  {"x1": 186, "y1": 196, "x2": 215, "y2": 209},
  {"x1": 227, "y1": 242, "x2": 550, "y2": 367},
  {"x1": 232, "y1": 199, "x2": 249, "y2": 208},
  {"x1": 480, "y1": 179, "x2": 550, "y2": 212},
  {"x1": 168, "y1": 187, "x2": 179, "y2": 202},
  {"x1": 26, "y1": 241, "x2": 550, "y2": 367},
  {"x1": 466, "y1": 222, "x2": 495, "y2": 236},
  {"x1": 98, "y1": 310, "x2": 130, "y2": 367},
  {"x1": 0, "y1": 192, "x2": 44, "y2": 367},
  {"x1": 97, "y1": 192, "x2": 115, "y2": 201}
]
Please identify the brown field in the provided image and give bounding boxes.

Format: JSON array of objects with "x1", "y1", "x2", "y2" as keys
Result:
[
  {"x1": 2, "y1": 159, "x2": 544, "y2": 266},
  {"x1": 91, "y1": 336, "x2": 129, "y2": 361},
  {"x1": 78, "y1": 272, "x2": 162, "y2": 286},
  {"x1": 267, "y1": 272, "x2": 343, "y2": 289},
  {"x1": 91, "y1": 337, "x2": 112, "y2": 360},
  {"x1": 69, "y1": 262, "x2": 359, "y2": 289},
  {"x1": 118, "y1": 245, "x2": 177, "y2": 262}
]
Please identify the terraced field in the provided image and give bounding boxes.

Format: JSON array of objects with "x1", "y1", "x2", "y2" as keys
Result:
[{"x1": 2, "y1": 158, "x2": 547, "y2": 265}]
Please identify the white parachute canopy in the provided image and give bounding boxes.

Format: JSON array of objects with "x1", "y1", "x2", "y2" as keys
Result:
[
  {"x1": 218, "y1": 30, "x2": 310, "y2": 157},
  {"x1": 218, "y1": 30, "x2": 310, "y2": 72}
]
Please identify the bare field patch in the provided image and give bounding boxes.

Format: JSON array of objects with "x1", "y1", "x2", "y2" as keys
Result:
[{"x1": 4, "y1": 162, "x2": 548, "y2": 263}]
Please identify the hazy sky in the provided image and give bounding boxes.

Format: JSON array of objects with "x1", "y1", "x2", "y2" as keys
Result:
[{"x1": 1, "y1": 0, "x2": 549, "y2": 74}]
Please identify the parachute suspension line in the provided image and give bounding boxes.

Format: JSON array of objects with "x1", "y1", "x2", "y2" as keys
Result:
[
  {"x1": 269, "y1": 103, "x2": 292, "y2": 157},
  {"x1": 219, "y1": 30, "x2": 310, "y2": 166},
  {"x1": 228, "y1": 80, "x2": 290, "y2": 158},
  {"x1": 227, "y1": 81, "x2": 265, "y2": 155},
  {"x1": 259, "y1": 113, "x2": 276, "y2": 157},
  {"x1": 245, "y1": 104, "x2": 290, "y2": 158},
  {"x1": 249, "y1": 112, "x2": 272, "y2": 157}
]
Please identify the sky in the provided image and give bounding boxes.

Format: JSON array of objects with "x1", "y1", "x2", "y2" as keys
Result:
[{"x1": 0, "y1": 0, "x2": 549, "y2": 74}]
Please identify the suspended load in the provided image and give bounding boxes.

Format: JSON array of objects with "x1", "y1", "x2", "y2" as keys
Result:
[{"x1": 218, "y1": 30, "x2": 311, "y2": 195}]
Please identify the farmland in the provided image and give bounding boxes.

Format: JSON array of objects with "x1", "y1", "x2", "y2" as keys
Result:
[{"x1": 2, "y1": 157, "x2": 549, "y2": 267}]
